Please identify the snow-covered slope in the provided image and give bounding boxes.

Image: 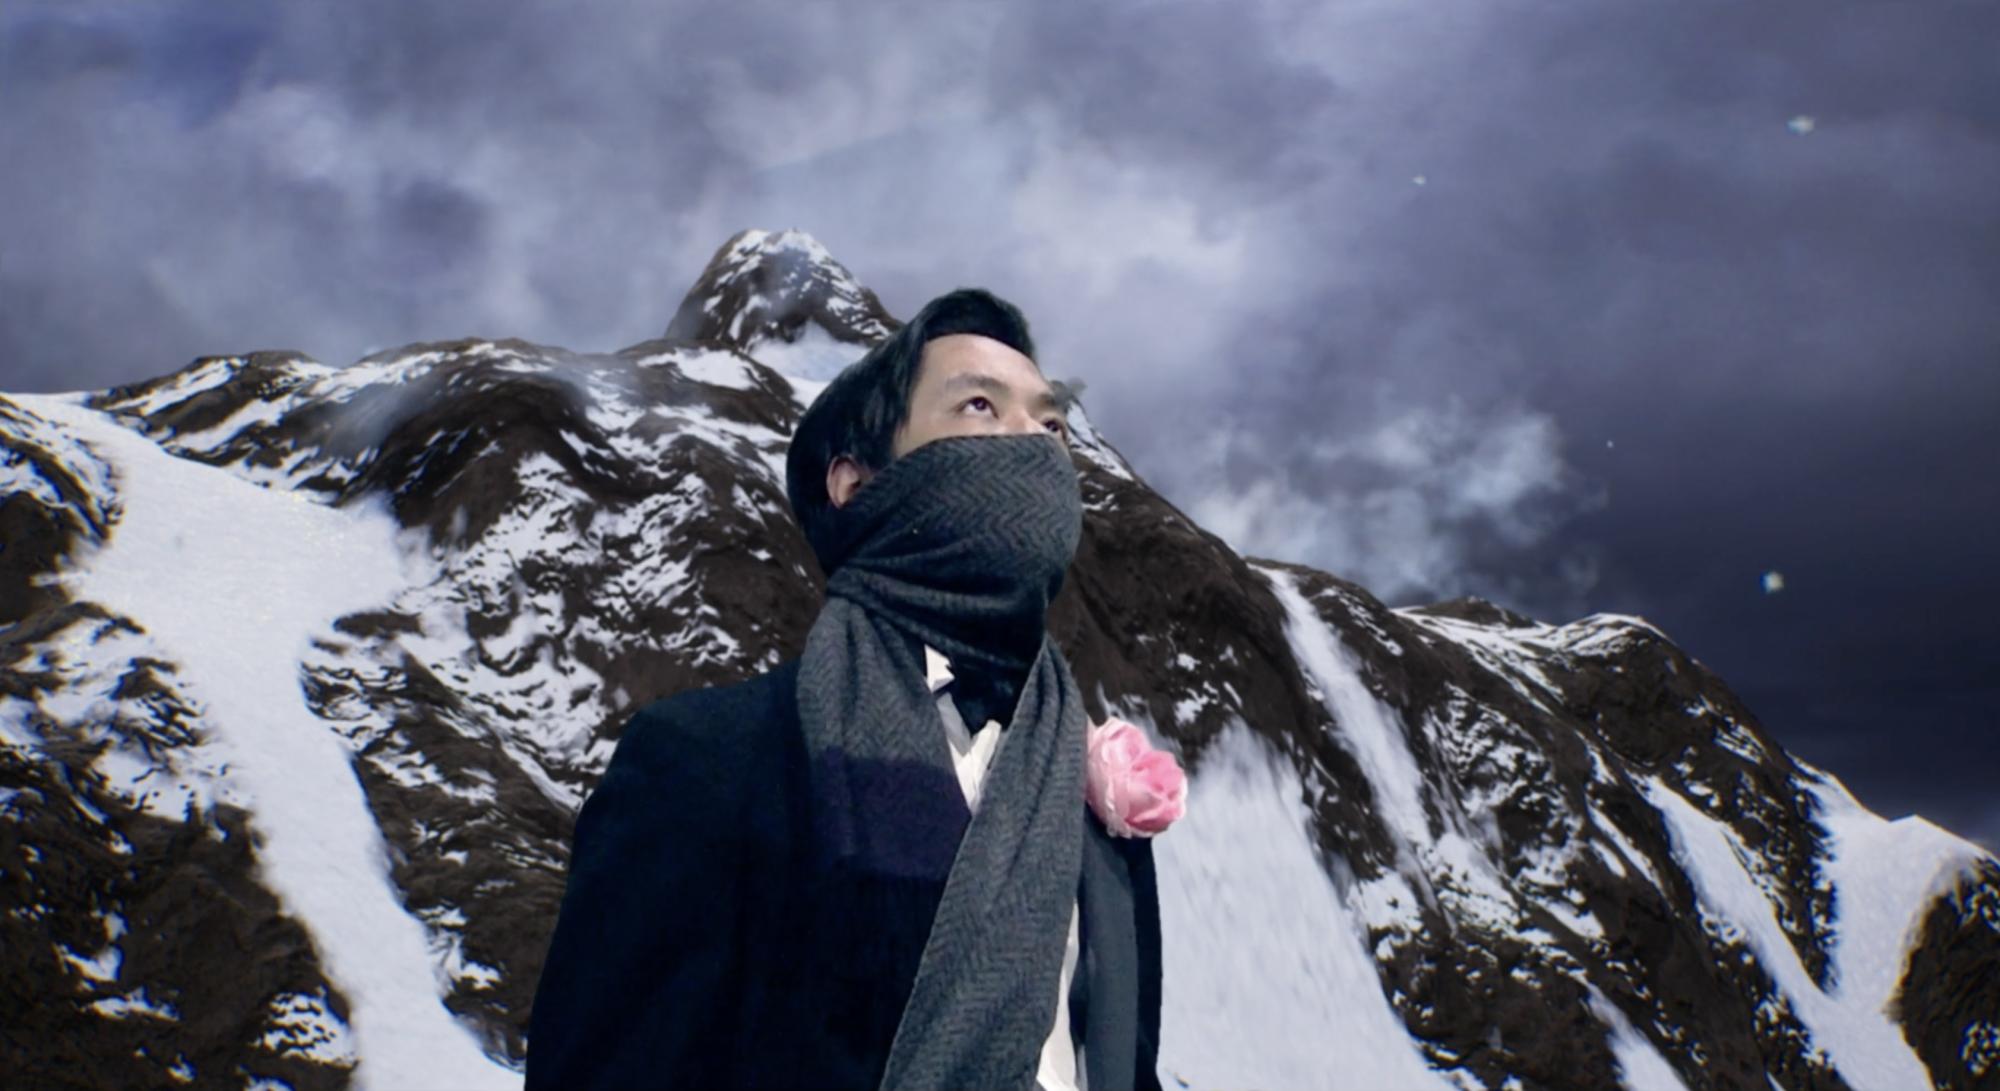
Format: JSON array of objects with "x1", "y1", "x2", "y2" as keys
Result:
[
  {"x1": 3, "y1": 229, "x2": 1995, "y2": 1090},
  {"x1": 10, "y1": 391, "x2": 506, "y2": 1089}
]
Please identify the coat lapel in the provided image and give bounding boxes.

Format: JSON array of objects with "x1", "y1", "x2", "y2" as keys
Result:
[{"x1": 1072, "y1": 806, "x2": 1142, "y2": 1091}]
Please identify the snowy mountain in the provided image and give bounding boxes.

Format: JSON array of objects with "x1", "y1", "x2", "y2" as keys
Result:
[
  {"x1": 3, "y1": 227, "x2": 1995, "y2": 1090},
  {"x1": 663, "y1": 227, "x2": 899, "y2": 382}
]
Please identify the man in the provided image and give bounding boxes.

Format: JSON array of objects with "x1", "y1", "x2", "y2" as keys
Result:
[{"x1": 525, "y1": 288, "x2": 1164, "y2": 1090}]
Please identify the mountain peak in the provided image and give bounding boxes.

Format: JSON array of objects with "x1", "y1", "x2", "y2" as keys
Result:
[{"x1": 663, "y1": 228, "x2": 897, "y2": 360}]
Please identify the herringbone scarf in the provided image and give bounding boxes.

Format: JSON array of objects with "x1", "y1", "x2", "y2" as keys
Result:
[{"x1": 796, "y1": 431, "x2": 1087, "y2": 1091}]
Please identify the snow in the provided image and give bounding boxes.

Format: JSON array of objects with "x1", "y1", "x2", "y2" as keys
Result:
[
  {"x1": 0, "y1": 394, "x2": 116, "y2": 527},
  {"x1": 1552, "y1": 613, "x2": 1672, "y2": 657},
  {"x1": 1353, "y1": 871, "x2": 1427, "y2": 934},
  {"x1": 14, "y1": 393, "x2": 516, "y2": 1090},
  {"x1": 746, "y1": 322, "x2": 869, "y2": 383},
  {"x1": 1594, "y1": 840, "x2": 1630, "y2": 879},
  {"x1": 117, "y1": 356, "x2": 242, "y2": 417},
  {"x1": 1260, "y1": 561, "x2": 1544, "y2": 931},
  {"x1": 785, "y1": 372, "x2": 832, "y2": 412},
  {"x1": 1063, "y1": 401, "x2": 1140, "y2": 485},
  {"x1": 1391, "y1": 606, "x2": 1677, "y2": 708},
  {"x1": 259, "y1": 988, "x2": 360, "y2": 1066},
  {"x1": 1, "y1": 435, "x2": 71, "y2": 511},
  {"x1": 1393, "y1": 609, "x2": 1564, "y2": 711},
  {"x1": 89, "y1": 986, "x2": 180, "y2": 1021},
  {"x1": 1534, "y1": 885, "x2": 1606, "y2": 942},
  {"x1": 737, "y1": 226, "x2": 836, "y2": 266},
  {"x1": 1149, "y1": 716, "x2": 1455, "y2": 1090},
  {"x1": 313, "y1": 350, "x2": 449, "y2": 402},
  {"x1": 57, "y1": 912, "x2": 129, "y2": 989},
  {"x1": 1809, "y1": 772, "x2": 1992, "y2": 1025},
  {"x1": 1586, "y1": 986, "x2": 1690, "y2": 1091},
  {"x1": 1430, "y1": 829, "x2": 1526, "y2": 933},
  {"x1": 57, "y1": 936, "x2": 123, "y2": 983},
  {"x1": 1263, "y1": 563, "x2": 1432, "y2": 845},
  {"x1": 1647, "y1": 771, "x2": 1975, "y2": 1090},
  {"x1": 1172, "y1": 694, "x2": 1209, "y2": 726},
  {"x1": 1967, "y1": 1022, "x2": 2000, "y2": 1078},
  {"x1": 1, "y1": 608, "x2": 237, "y2": 826},
  {"x1": 168, "y1": 391, "x2": 293, "y2": 451},
  {"x1": 649, "y1": 404, "x2": 791, "y2": 485},
  {"x1": 674, "y1": 348, "x2": 764, "y2": 391},
  {"x1": 381, "y1": 447, "x2": 631, "y2": 796}
]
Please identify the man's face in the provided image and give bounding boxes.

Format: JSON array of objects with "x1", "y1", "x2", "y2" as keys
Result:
[
  {"x1": 893, "y1": 334, "x2": 1070, "y2": 457},
  {"x1": 828, "y1": 333, "x2": 1069, "y2": 507}
]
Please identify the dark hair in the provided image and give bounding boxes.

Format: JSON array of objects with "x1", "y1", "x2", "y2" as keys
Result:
[{"x1": 784, "y1": 287, "x2": 1042, "y2": 565}]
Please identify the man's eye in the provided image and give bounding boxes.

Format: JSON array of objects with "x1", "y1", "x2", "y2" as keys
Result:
[
  {"x1": 964, "y1": 396, "x2": 994, "y2": 413},
  {"x1": 1044, "y1": 419, "x2": 1065, "y2": 435}
]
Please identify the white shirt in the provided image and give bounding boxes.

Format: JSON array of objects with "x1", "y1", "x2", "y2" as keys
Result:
[{"x1": 924, "y1": 644, "x2": 1084, "y2": 1091}]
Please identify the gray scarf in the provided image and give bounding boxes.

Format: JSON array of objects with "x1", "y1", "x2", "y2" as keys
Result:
[{"x1": 796, "y1": 431, "x2": 1087, "y2": 1091}]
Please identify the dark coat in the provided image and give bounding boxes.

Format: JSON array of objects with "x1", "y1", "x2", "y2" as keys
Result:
[{"x1": 525, "y1": 656, "x2": 1165, "y2": 1090}]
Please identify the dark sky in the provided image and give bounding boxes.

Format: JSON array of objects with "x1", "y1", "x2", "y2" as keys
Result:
[{"x1": 4, "y1": 0, "x2": 1994, "y2": 852}]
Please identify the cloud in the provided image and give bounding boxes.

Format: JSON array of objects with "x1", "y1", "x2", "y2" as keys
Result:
[
  {"x1": 1007, "y1": 131, "x2": 1252, "y2": 302},
  {"x1": 1182, "y1": 396, "x2": 1605, "y2": 612},
  {"x1": 5, "y1": 0, "x2": 1988, "y2": 597},
  {"x1": 4, "y1": 0, "x2": 1995, "y2": 887},
  {"x1": 8, "y1": 0, "x2": 1981, "y2": 610}
]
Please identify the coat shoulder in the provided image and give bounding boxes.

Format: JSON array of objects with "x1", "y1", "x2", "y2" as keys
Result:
[
  {"x1": 609, "y1": 657, "x2": 803, "y2": 777},
  {"x1": 528, "y1": 659, "x2": 804, "y2": 1090}
]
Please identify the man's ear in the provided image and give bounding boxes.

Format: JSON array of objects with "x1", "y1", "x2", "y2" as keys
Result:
[{"x1": 827, "y1": 455, "x2": 871, "y2": 509}]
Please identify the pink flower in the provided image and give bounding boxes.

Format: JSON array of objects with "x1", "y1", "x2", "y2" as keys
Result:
[{"x1": 1085, "y1": 717, "x2": 1187, "y2": 838}]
